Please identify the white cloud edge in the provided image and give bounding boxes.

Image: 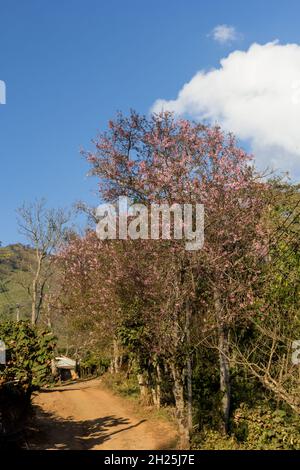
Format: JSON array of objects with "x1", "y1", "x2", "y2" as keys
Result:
[
  {"x1": 209, "y1": 24, "x2": 240, "y2": 44},
  {"x1": 151, "y1": 41, "x2": 300, "y2": 179}
]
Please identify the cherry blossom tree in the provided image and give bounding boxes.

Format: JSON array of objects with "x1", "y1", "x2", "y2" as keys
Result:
[{"x1": 84, "y1": 111, "x2": 269, "y2": 439}]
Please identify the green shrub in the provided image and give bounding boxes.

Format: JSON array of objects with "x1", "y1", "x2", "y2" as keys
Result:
[
  {"x1": 0, "y1": 320, "x2": 55, "y2": 392},
  {"x1": 102, "y1": 371, "x2": 140, "y2": 399},
  {"x1": 192, "y1": 403, "x2": 300, "y2": 450},
  {"x1": 233, "y1": 403, "x2": 300, "y2": 450},
  {"x1": 192, "y1": 429, "x2": 240, "y2": 450},
  {"x1": 0, "y1": 321, "x2": 55, "y2": 444},
  {"x1": 80, "y1": 351, "x2": 110, "y2": 376}
]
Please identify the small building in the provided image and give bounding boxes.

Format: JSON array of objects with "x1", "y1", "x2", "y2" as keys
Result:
[{"x1": 55, "y1": 356, "x2": 78, "y2": 381}]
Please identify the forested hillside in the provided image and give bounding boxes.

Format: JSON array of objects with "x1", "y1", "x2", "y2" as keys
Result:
[{"x1": 0, "y1": 244, "x2": 33, "y2": 321}]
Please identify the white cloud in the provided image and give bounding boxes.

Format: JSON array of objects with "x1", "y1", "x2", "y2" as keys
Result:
[
  {"x1": 151, "y1": 42, "x2": 300, "y2": 178},
  {"x1": 210, "y1": 24, "x2": 239, "y2": 44},
  {"x1": 0, "y1": 80, "x2": 6, "y2": 105}
]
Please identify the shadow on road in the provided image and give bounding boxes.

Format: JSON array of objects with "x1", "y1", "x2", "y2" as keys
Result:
[{"x1": 27, "y1": 405, "x2": 147, "y2": 450}]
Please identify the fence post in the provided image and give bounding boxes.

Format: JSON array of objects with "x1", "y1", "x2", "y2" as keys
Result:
[{"x1": 0, "y1": 341, "x2": 6, "y2": 365}]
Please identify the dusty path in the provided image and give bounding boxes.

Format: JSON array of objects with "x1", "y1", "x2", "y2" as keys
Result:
[{"x1": 28, "y1": 379, "x2": 177, "y2": 450}]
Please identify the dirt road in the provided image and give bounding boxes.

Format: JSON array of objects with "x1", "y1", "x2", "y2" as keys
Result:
[{"x1": 28, "y1": 379, "x2": 177, "y2": 450}]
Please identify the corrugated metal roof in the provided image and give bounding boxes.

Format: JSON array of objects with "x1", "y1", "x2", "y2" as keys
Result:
[{"x1": 55, "y1": 356, "x2": 76, "y2": 369}]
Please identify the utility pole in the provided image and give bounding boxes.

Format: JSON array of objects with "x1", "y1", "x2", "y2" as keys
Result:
[{"x1": 16, "y1": 303, "x2": 20, "y2": 321}]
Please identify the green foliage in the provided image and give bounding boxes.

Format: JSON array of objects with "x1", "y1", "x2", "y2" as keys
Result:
[
  {"x1": 0, "y1": 320, "x2": 55, "y2": 391},
  {"x1": 0, "y1": 244, "x2": 31, "y2": 276},
  {"x1": 80, "y1": 351, "x2": 110, "y2": 375},
  {"x1": 192, "y1": 430, "x2": 240, "y2": 450},
  {"x1": 192, "y1": 348, "x2": 221, "y2": 429},
  {"x1": 102, "y1": 371, "x2": 140, "y2": 399},
  {"x1": 0, "y1": 244, "x2": 34, "y2": 321},
  {"x1": 233, "y1": 404, "x2": 300, "y2": 449},
  {"x1": 193, "y1": 404, "x2": 300, "y2": 450},
  {"x1": 117, "y1": 299, "x2": 152, "y2": 372},
  {"x1": 230, "y1": 363, "x2": 266, "y2": 411}
]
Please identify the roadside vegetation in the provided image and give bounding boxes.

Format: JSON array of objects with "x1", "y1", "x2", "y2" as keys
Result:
[
  {"x1": 0, "y1": 321, "x2": 55, "y2": 448},
  {"x1": 1, "y1": 111, "x2": 299, "y2": 449}
]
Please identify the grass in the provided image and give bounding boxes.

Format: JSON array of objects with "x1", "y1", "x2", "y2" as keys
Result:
[
  {"x1": 101, "y1": 372, "x2": 140, "y2": 400},
  {"x1": 0, "y1": 244, "x2": 32, "y2": 320}
]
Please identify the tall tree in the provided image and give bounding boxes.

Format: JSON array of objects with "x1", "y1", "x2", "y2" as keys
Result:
[
  {"x1": 85, "y1": 111, "x2": 269, "y2": 437},
  {"x1": 17, "y1": 199, "x2": 69, "y2": 325}
]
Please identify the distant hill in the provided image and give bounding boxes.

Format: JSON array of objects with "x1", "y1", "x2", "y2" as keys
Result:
[{"x1": 0, "y1": 244, "x2": 34, "y2": 321}]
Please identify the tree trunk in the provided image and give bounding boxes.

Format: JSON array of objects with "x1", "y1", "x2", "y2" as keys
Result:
[
  {"x1": 156, "y1": 363, "x2": 162, "y2": 409},
  {"x1": 31, "y1": 278, "x2": 37, "y2": 325},
  {"x1": 150, "y1": 363, "x2": 162, "y2": 408},
  {"x1": 32, "y1": 253, "x2": 42, "y2": 325},
  {"x1": 111, "y1": 337, "x2": 121, "y2": 373},
  {"x1": 170, "y1": 362, "x2": 190, "y2": 449},
  {"x1": 185, "y1": 302, "x2": 193, "y2": 433},
  {"x1": 137, "y1": 371, "x2": 153, "y2": 405},
  {"x1": 46, "y1": 295, "x2": 52, "y2": 329},
  {"x1": 219, "y1": 324, "x2": 230, "y2": 433},
  {"x1": 16, "y1": 304, "x2": 20, "y2": 322},
  {"x1": 214, "y1": 287, "x2": 231, "y2": 434}
]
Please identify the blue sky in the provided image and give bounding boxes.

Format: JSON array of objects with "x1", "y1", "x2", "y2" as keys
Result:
[{"x1": 1, "y1": 0, "x2": 300, "y2": 245}]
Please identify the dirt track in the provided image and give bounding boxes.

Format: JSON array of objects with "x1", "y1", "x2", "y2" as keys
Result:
[{"x1": 28, "y1": 379, "x2": 177, "y2": 450}]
